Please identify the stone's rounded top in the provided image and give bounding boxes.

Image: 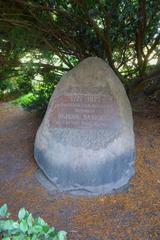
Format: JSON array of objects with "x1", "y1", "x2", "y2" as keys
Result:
[
  {"x1": 34, "y1": 57, "x2": 135, "y2": 195},
  {"x1": 74, "y1": 56, "x2": 109, "y2": 71},
  {"x1": 74, "y1": 56, "x2": 109, "y2": 70},
  {"x1": 55, "y1": 57, "x2": 117, "y2": 96}
]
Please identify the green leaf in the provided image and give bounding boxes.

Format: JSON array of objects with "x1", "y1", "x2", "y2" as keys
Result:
[
  {"x1": 47, "y1": 226, "x2": 56, "y2": 236},
  {"x1": 0, "y1": 220, "x2": 5, "y2": 231},
  {"x1": 37, "y1": 217, "x2": 47, "y2": 226},
  {"x1": 30, "y1": 225, "x2": 43, "y2": 234},
  {"x1": 19, "y1": 219, "x2": 28, "y2": 233},
  {"x1": 1, "y1": 219, "x2": 15, "y2": 231},
  {"x1": 0, "y1": 204, "x2": 8, "y2": 217},
  {"x1": 13, "y1": 235, "x2": 25, "y2": 240},
  {"x1": 18, "y1": 208, "x2": 26, "y2": 220},
  {"x1": 58, "y1": 231, "x2": 67, "y2": 240},
  {"x1": 2, "y1": 237, "x2": 11, "y2": 240},
  {"x1": 31, "y1": 234, "x2": 37, "y2": 240},
  {"x1": 12, "y1": 221, "x2": 19, "y2": 229},
  {"x1": 9, "y1": 221, "x2": 20, "y2": 234},
  {"x1": 42, "y1": 225, "x2": 50, "y2": 233},
  {"x1": 27, "y1": 214, "x2": 33, "y2": 227}
]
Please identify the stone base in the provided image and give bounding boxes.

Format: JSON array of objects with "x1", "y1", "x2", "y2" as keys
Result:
[
  {"x1": 35, "y1": 168, "x2": 134, "y2": 196},
  {"x1": 35, "y1": 147, "x2": 135, "y2": 196}
]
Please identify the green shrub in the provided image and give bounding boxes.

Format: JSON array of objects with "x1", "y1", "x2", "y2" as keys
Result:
[
  {"x1": 0, "y1": 204, "x2": 67, "y2": 240},
  {"x1": 23, "y1": 85, "x2": 54, "y2": 114},
  {"x1": 12, "y1": 80, "x2": 57, "y2": 114}
]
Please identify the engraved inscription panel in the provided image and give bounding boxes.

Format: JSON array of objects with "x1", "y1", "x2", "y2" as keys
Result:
[{"x1": 49, "y1": 94, "x2": 121, "y2": 129}]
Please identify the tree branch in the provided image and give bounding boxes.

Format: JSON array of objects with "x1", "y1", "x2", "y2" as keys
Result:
[{"x1": 135, "y1": 0, "x2": 147, "y2": 75}]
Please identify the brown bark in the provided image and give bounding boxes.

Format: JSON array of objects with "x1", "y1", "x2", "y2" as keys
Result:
[{"x1": 135, "y1": 0, "x2": 147, "y2": 76}]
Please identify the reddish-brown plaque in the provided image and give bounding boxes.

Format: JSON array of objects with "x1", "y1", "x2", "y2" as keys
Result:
[{"x1": 49, "y1": 94, "x2": 121, "y2": 129}]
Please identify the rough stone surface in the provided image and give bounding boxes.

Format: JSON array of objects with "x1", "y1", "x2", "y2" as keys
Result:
[{"x1": 34, "y1": 57, "x2": 135, "y2": 195}]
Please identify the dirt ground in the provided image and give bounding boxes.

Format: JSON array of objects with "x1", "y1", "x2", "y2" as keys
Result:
[{"x1": 0, "y1": 99, "x2": 160, "y2": 240}]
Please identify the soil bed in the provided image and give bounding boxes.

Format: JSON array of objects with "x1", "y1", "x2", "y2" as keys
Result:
[{"x1": 0, "y1": 99, "x2": 160, "y2": 240}]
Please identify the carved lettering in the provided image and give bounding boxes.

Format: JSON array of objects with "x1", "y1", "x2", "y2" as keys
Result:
[{"x1": 49, "y1": 94, "x2": 120, "y2": 129}]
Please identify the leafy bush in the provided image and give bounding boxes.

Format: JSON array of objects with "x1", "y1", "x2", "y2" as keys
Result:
[
  {"x1": 22, "y1": 84, "x2": 55, "y2": 114},
  {"x1": 11, "y1": 71, "x2": 60, "y2": 114},
  {"x1": 12, "y1": 85, "x2": 55, "y2": 114},
  {"x1": 0, "y1": 204, "x2": 67, "y2": 240}
]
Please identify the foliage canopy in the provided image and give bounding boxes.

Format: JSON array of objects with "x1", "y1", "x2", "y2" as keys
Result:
[{"x1": 0, "y1": 0, "x2": 160, "y2": 109}]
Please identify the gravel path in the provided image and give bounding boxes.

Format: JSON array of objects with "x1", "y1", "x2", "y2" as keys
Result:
[{"x1": 0, "y1": 100, "x2": 160, "y2": 240}]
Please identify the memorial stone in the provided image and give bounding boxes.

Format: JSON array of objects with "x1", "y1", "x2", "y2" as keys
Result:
[{"x1": 34, "y1": 57, "x2": 135, "y2": 195}]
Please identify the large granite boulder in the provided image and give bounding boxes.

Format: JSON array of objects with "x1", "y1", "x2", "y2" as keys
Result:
[{"x1": 34, "y1": 57, "x2": 135, "y2": 195}]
